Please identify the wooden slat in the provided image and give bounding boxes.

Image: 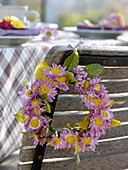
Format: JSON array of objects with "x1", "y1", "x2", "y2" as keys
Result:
[
  {"x1": 19, "y1": 136, "x2": 128, "y2": 162},
  {"x1": 101, "y1": 66, "x2": 128, "y2": 79},
  {"x1": 18, "y1": 152, "x2": 128, "y2": 170},
  {"x1": 55, "y1": 94, "x2": 128, "y2": 111},
  {"x1": 60, "y1": 80, "x2": 128, "y2": 94}
]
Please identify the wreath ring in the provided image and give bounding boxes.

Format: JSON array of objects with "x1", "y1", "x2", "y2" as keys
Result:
[{"x1": 15, "y1": 44, "x2": 122, "y2": 164}]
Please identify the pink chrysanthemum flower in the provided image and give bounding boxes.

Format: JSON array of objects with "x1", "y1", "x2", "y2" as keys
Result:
[
  {"x1": 40, "y1": 26, "x2": 58, "y2": 41},
  {"x1": 39, "y1": 80, "x2": 57, "y2": 102},
  {"x1": 60, "y1": 129, "x2": 78, "y2": 148},
  {"x1": 79, "y1": 132, "x2": 98, "y2": 152},
  {"x1": 89, "y1": 112, "x2": 111, "y2": 138}
]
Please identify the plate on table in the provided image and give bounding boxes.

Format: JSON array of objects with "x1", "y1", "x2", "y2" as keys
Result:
[
  {"x1": 0, "y1": 35, "x2": 37, "y2": 47},
  {"x1": 63, "y1": 26, "x2": 128, "y2": 39}
]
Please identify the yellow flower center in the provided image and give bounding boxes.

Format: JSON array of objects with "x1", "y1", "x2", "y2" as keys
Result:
[
  {"x1": 92, "y1": 98, "x2": 102, "y2": 106},
  {"x1": 51, "y1": 68, "x2": 61, "y2": 75},
  {"x1": 33, "y1": 135, "x2": 38, "y2": 140},
  {"x1": 104, "y1": 21, "x2": 109, "y2": 26},
  {"x1": 95, "y1": 84, "x2": 100, "y2": 92},
  {"x1": 86, "y1": 94, "x2": 92, "y2": 100},
  {"x1": 102, "y1": 111, "x2": 109, "y2": 118},
  {"x1": 31, "y1": 99, "x2": 40, "y2": 106},
  {"x1": 48, "y1": 140, "x2": 54, "y2": 146},
  {"x1": 112, "y1": 20, "x2": 118, "y2": 26},
  {"x1": 25, "y1": 90, "x2": 31, "y2": 97},
  {"x1": 94, "y1": 117, "x2": 103, "y2": 127},
  {"x1": 25, "y1": 115, "x2": 29, "y2": 121},
  {"x1": 30, "y1": 118, "x2": 40, "y2": 128},
  {"x1": 82, "y1": 80, "x2": 89, "y2": 90},
  {"x1": 46, "y1": 30, "x2": 53, "y2": 37},
  {"x1": 52, "y1": 80, "x2": 58, "y2": 85},
  {"x1": 66, "y1": 136, "x2": 75, "y2": 144},
  {"x1": 83, "y1": 138, "x2": 92, "y2": 145},
  {"x1": 53, "y1": 137, "x2": 61, "y2": 144},
  {"x1": 57, "y1": 76, "x2": 67, "y2": 83},
  {"x1": 40, "y1": 86, "x2": 49, "y2": 94},
  {"x1": 32, "y1": 85, "x2": 37, "y2": 90},
  {"x1": 33, "y1": 107, "x2": 40, "y2": 114}
]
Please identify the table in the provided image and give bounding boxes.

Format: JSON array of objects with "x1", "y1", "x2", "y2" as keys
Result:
[{"x1": 0, "y1": 31, "x2": 128, "y2": 161}]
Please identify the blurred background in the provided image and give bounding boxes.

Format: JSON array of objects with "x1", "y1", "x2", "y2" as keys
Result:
[{"x1": 0, "y1": 0, "x2": 128, "y2": 28}]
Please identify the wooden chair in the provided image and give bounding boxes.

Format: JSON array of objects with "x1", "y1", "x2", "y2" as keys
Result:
[{"x1": 18, "y1": 45, "x2": 128, "y2": 170}]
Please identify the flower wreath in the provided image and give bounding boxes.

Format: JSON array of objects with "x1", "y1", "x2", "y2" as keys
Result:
[{"x1": 15, "y1": 44, "x2": 122, "y2": 163}]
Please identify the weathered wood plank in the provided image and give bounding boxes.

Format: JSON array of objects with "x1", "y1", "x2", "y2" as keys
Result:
[
  {"x1": 101, "y1": 66, "x2": 128, "y2": 79},
  {"x1": 18, "y1": 152, "x2": 128, "y2": 170},
  {"x1": 45, "y1": 45, "x2": 128, "y2": 66},
  {"x1": 55, "y1": 94, "x2": 128, "y2": 111},
  {"x1": 19, "y1": 136, "x2": 128, "y2": 162},
  {"x1": 60, "y1": 80, "x2": 128, "y2": 94}
]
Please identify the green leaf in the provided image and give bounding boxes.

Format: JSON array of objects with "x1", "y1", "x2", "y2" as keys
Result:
[
  {"x1": 23, "y1": 131, "x2": 38, "y2": 136},
  {"x1": 22, "y1": 82, "x2": 28, "y2": 87},
  {"x1": 84, "y1": 64, "x2": 104, "y2": 78},
  {"x1": 63, "y1": 50, "x2": 79, "y2": 72},
  {"x1": 39, "y1": 94, "x2": 47, "y2": 100},
  {"x1": 66, "y1": 72, "x2": 77, "y2": 84},
  {"x1": 40, "y1": 138, "x2": 46, "y2": 143},
  {"x1": 14, "y1": 110, "x2": 25, "y2": 123},
  {"x1": 76, "y1": 154, "x2": 81, "y2": 164},
  {"x1": 44, "y1": 100, "x2": 51, "y2": 113},
  {"x1": 46, "y1": 125, "x2": 55, "y2": 137}
]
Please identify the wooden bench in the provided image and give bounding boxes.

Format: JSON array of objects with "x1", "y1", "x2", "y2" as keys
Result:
[{"x1": 18, "y1": 45, "x2": 128, "y2": 170}]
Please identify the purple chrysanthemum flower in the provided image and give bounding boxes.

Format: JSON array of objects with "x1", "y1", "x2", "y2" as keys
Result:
[
  {"x1": 51, "y1": 77, "x2": 69, "y2": 91},
  {"x1": 79, "y1": 132, "x2": 98, "y2": 152},
  {"x1": 88, "y1": 111, "x2": 111, "y2": 138},
  {"x1": 18, "y1": 86, "x2": 32, "y2": 103},
  {"x1": 109, "y1": 13, "x2": 125, "y2": 30},
  {"x1": 89, "y1": 77, "x2": 101, "y2": 87},
  {"x1": 44, "y1": 63, "x2": 67, "y2": 79},
  {"x1": 100, "y1": 107, "x2": 113, "y2": 121},
  {"x1": 25, "y1": 115, "x2": 51, "y2": 132},
  {"x1": 60, "y1": 129, "x2": 78, "y2": 148},
  {"x1": 85, "y1": 95, "x2": 110, "y2": 110},
  {"x1": 48, "y1": 133, "x2": 65, "y2": 150},
  {"x1": 39, "y1": 80, "x2": 57, "y2": 102},
  {"x1": 40, "y1": 26, "x2": 58, "y2": 41},
  {"x1": 75, "y1": 79, "x2": 90, "y2": 95},
  {"x1": 100, "y1": 18, "x2": 110, "y2": 28},
  {"x1": 25, "y1": 116, "x2": 44, "y2": 131},
  {"x1": 73, "y1": 67, "x2": 88, "y2": 81}
]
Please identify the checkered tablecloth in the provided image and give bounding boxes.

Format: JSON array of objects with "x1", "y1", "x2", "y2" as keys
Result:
[{"x1": 0, "y1": 45, "x2": 50, "y2": 161}]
